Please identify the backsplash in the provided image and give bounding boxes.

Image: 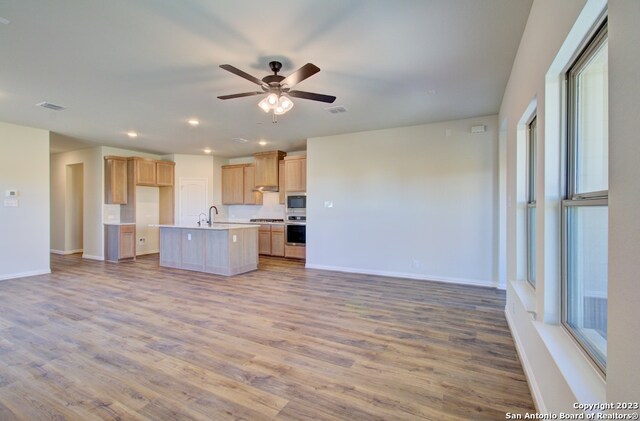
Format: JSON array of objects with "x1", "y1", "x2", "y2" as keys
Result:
[{"x1": 224, "y1": 192, "x2": 285, "y2": 220}]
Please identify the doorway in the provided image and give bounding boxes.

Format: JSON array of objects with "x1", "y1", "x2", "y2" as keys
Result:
[
  {"x1": 179, "y1": 177, "x2": 208, "y2": 226},
  {"x1": 65, "y1": 163, "x2": 83, "y2": 253}
]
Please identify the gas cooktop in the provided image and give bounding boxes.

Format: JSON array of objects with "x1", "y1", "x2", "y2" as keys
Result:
[{"x1": 249, "y1": 218, "x2": 284, "y2": 223}]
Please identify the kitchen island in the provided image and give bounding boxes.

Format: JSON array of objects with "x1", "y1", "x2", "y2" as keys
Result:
[{"x1": 156, "y1": 224, "x2": 259, "y2": 276}]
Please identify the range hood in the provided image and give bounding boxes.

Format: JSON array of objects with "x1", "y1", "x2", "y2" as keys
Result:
[{"x1": 253, "y1": 150, "x2": 286, "y2": 192}]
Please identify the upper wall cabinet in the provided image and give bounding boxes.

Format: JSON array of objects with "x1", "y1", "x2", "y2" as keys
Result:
[
  {"x1": 104, "y1": 156, "x2": 128, "y2": 204},
  {"x1": 221, "y1": 164, "x2": 263, "y2": 205},
  {"x1": 284, "y1": 156, "x2": 306, "y2": 192},
  {"x1": 131, "y1": 157, "x2": 175, "y2": 187},
  {"x1": 254, "y1": 150, "x2": 286, "y2": 188}
]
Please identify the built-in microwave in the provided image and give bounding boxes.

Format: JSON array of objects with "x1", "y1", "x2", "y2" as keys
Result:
[{"x1": 286, "y1": 192, "x2": 306, "y2": 213}]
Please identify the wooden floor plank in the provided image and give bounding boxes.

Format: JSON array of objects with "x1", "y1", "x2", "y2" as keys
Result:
[{"x1": 0, "y1": 253, "x2": 534, "y2": 420}]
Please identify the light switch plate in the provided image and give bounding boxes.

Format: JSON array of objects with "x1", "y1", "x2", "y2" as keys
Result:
[
  {"x1": 4, "y1": 198, "x2": 19, "y2": 207},
  {"x1": 5, "y1": 189, "x2": 18, "y2": 197}
]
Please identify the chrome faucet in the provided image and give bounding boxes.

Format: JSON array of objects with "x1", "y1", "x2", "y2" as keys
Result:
[{"x1": 207, "y1": 205, "x2": 218, "y2": 226}]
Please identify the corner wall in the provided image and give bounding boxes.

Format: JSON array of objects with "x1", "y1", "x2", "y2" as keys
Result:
[
  {"x1": 0, "y1": 122, "x2": 50, "y2": 280},
  {"x1": 307, "y1": 115, "x2": 499, "y2": 287}
]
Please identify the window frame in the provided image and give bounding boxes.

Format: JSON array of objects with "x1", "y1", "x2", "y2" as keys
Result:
[
  {"x1": 561, "y1": 19, "x2": 608, "y2": 374},
  {"x1": 526, "y1": 116, "x2": 537, "y2": 288}
]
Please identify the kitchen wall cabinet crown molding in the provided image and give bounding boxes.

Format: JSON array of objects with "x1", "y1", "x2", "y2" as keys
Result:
[
  {"x1": 253, "y1": 150, "x2": 286, "y2": 188},
  {"x1": 284, "y1": 155, "x2": 306, "y2": 192}
]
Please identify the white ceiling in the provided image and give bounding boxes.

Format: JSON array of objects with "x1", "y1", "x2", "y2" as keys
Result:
[{"x1": 0, "y1": 0, "x2": 532, "y2": 158}]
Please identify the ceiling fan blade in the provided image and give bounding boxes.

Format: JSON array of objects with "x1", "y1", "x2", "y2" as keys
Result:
[
  {"x1": 288, "y1": 90, "x2": 336, "y2": 103},
  {"x1": 219, "y1": 64, "x2": 267, "y2": 88},
  {"x1": 281, "y1": 63, "x2": 320, "y2": 88},
  {"x1": 217, "y1": 91, "x2": 263, "y2": 100}
]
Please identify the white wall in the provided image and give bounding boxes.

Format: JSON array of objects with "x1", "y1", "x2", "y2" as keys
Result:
[
  {"x1": 65, "y1": 163, "x2": 83, "y2": 252},
  {"x1": 0, "y1": 122, "x2": 50, "y2": 280},
  {"x1": 607, "y1": 0, "x2": 640, "y2": 404},
  {"x1": 50, "y1": 143, "x2": 103, "y2": 259},
  {"x1": 307, "y1": 116, "x2": 499, "y2": 287},
  {"x1": 500, "y1": 0, "x2": 640, "y2": 412}
]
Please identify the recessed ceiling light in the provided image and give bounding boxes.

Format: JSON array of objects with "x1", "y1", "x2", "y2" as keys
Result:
[
  {"x1": 259, "y1": 140, "x2": 267, "y2": 146},
  {"x1": 427, "y1": 89, "x2": 437, "y2": 96},
  {"x1": 232, "y1": 137, "x2": 248, "y2": 144},
  {"x1": 0, "y1": 17, "x2": 10, "y2": 25},
  {"x1": 203, "y1": 148, "x2": 212, "y2": 154},
  {"x1": 127, "y1": 131, "x2": 138, "y2": 138},
  {"x1": 188, "y1": 119, "x2": 200, "y2": 126}
]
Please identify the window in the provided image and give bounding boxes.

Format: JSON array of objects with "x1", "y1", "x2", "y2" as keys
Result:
[
  {"x1": 526, "y1": 116, "x2": 537, "y2": 288},
  {"x1": 563, "y1": 21, "x2": 608, "y2": 372}
]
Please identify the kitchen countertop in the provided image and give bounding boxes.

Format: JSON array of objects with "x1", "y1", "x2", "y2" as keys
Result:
[
  {"x1": 103, "y1": 222, "x2": 136, "y2": 226},
  {"x1": 213, "y1": 219, "x2": 285, "y2": 225},
  {"x1": 152, "y1": 223, "x2": 259, "y2": 230}
]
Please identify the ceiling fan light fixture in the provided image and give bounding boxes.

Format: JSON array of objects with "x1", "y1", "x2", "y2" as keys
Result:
[
  {"x1": 266, "y1": 93, "x2": 279, "y2": 106},
  {"x1": 274, "y1": 95, "x2": 294, "y2": 115},
  {"x1": 258, "y1": 97, "x2": 271, "y2": 113}
]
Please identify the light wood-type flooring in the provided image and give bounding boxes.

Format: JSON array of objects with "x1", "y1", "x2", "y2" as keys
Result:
[{"x1": 0, "y1": 253, "x2": 534, "y2": 420}]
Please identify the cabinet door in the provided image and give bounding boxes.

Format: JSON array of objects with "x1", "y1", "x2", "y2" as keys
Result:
[
  {"x1": 222, "y1": 166, "x2": 244, "y2": 204},
  {"x1": 271, "y1": 225, "x2": 285, "y2": 257},
  {"x1": 285, "y1": 158, "x2": 306, "y2": 192},
  {"x1": 105, "y1": 157, "x2": 128, "y2": 204},
  {"x1": 136, "y1": 159, "x2": 157, "y2": 185},
  {"x1": 156, "y1": 161, "x2": 175, "y2": 186},
  {"x1": 279, "y1": 161, "x2": 285, "y2": 204},
  {"x1": 119, "y1": 225, "x2": 136, "y2": 259},
  {"x1": 258, "y1": 225, "x2": 271, "y2": 255},
  {"x1": 243, "y1": 165, "x2": 263, "y2": 205}
]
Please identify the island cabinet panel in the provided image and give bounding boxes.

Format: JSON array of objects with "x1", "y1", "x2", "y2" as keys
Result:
[
  {"x1": 159, "y1": 226, "x2": 258, "y2": 276},
  {"x1": 159, "y1": 228, "x2": 181, "y2": 268},
  {"x1": 181, "y1": 229, "x2": 205, "y2": 271},
  {"x1": 204, "y1": 230, "x2": 229, "y2": 274}
]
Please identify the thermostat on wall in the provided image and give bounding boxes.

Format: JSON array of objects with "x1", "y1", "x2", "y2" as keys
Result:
[{"x1": 5, "y1": 189, "x2": 18, "y2": 197}]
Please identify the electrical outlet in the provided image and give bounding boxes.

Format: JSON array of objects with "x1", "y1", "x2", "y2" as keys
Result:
[{"x1": 232, "y1": 235, "x2": 237, "y2": 243}]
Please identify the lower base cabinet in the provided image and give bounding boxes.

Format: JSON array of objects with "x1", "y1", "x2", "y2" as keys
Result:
[
  {"x1": 105, "y1": 224, "x2": 136, "y2": 262},
  {"x1": 285, "y1": 244, "x2": 306, "y2": 259},
  {"x1": 258, "y1": 224, "x2": 285, "y2": 257}
]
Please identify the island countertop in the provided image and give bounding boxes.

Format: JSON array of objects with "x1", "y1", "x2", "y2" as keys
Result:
[{"x1": 151, "y1": 223, "x2": 259, "y2": 230}]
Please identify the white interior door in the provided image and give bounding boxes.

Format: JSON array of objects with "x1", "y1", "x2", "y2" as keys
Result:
[{"x1": 179, "y1": 177, "x2": 208, "y2": 226}]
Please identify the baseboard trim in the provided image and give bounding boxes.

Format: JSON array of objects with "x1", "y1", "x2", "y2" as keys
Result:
[
  {"x1": 136, "y1": 250, "x2": 160, "y2": 256},
  {"x1": 304, "y1": 263, "x2": 497, "y2": 288},
  {"x1": 0, "y1": 269, "x2": 51, "y2": 281},
  {"x1": 51, "y1": 249, "x2": 83, "y2": 255},
  {"x1": 505, "y1": 309, "x2": 545, "y2": 413},
  {"x1": 82, "y1": 254, "x2": 104, "y2": 261}
]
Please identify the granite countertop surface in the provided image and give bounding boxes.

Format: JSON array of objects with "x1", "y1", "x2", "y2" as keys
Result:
[{"x1": 152, "y1": 223, "x2": 259, "y2": 230}]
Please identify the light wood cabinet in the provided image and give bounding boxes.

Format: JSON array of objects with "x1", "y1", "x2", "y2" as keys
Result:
[
  {"x1": 156, "y1": 161, "x2": 175, "y2": 186},
  {"x1": 279, "y1": 161, "x2": 285, "y2": 204},
  {"x1": 285, "y1": 244, "x2": 306, "y2": 259},
  {"x1": 258, "y1": 224, "x2": 285, "y2": 257},
  {"x1": 221, "y1": 165, "x2": 244, "y2": 205},
  {"x1": 243, "y1": 165, "x2": 263, "y2": 205},
  {"x1": 284, "y1": 156, "x2": 306, "y2": 192},
  {"x1": 133, "y1": 158, "x2": 174, "y2": 187},
  {"x1": 135, "y1": 159, "x2": 157, "y2": 185},
  {"x1": 254, "y1": 150, "x2": 286, "y2": 187},
  {"x1": 105, "y1": 224, "x2": 136, "y2": 262},
  {"x1": 271, "y1": 225, "x2": 285, "y2": 257},
  {"x1": 258, "y1": 224, "x2": 271, "y2": 255},
  {"x1": 221, "y1": 164, "x2": 262, "y2": 205},
  {"x1": 104, "y1": 156, "x2": 128, "y2": 204}
]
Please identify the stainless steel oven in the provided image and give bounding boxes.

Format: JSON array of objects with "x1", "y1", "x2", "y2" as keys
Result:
[{"x1": 285, "y1": 217, "x2": 306, "y2": 246}]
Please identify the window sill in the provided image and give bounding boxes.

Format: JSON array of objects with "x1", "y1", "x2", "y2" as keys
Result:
[{"x1": 533, "y1": 321, "x2": 606, "y2": 404}]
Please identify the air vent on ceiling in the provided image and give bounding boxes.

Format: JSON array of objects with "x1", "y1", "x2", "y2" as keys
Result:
[
  {"x1": 325, "y1": 105, "x2": 348, "y2": 114},
  {"x1": 232, "y1": 137, "x2": 249, "y2": 144},
  {"x1": 36, "y1": 102, "x2": 66, "y2": 111}
]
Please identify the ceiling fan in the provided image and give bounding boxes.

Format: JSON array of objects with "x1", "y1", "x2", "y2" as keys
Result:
[{"x1": 217, "y1": 61, "x2": 336, "y2": 117}]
